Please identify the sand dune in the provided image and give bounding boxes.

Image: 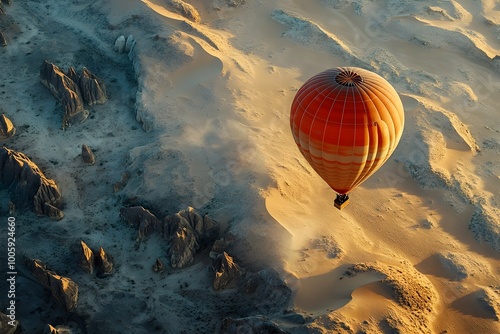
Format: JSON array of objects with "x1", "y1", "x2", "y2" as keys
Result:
[{"x1": 0, "y1": 0, "x2": 499, "y2": 333}]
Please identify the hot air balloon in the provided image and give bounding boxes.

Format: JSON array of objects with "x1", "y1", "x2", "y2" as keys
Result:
[{"x1": 290, "y1": 67, "x2": 404, "y2": 209}]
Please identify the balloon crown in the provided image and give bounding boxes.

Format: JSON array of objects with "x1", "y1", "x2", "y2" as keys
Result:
[{"x1": 335, "y1": 69, "x2": 363, "y2": 87}]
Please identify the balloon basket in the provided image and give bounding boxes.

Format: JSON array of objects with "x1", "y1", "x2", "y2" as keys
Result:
[{"x1": 334, "y1": 194, "x2": 350, "y2": 210}]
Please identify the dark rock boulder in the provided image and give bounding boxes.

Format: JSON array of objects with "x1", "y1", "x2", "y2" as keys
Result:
[
  {"x1": 0, "y1": 113, "x2": 15, "y2": 140},
  {"x1": 120, "y1": 206, "x2": 161, "y2": 240},
  {"x1": 0, "y1": 146, "x2": 63, "y2": 219},
  {"x1": 113, "y1": 171, "x2": 130, "y2": 192},
  {"x1": 81, "y1": 144, "x2": 95, "y2": 165},
  {"x1": 77, "y1": 240, "x2": 95, "y2": 275},
  {"x1": 114, "y1": 35, "x2": 126, "y2": 53},
  {"x1": 40, "y1": 61, "x2": 88, "y2": 129},
  {"x1": 213, "y1": 252, "x2": 242, "y2": 290},
  {"x1": 0, "y1": 31, "x2": 6, "y2": 47},
  {"x1": 221, "y1": 316, "x2": 285, "y2": 334},
  {"x1": 25, "y1": 258, "x2": 78, "y2": 312},
  {"x1": 78, "y1": 67, "x2": 107, "y2": 106},
  {"x1": 0, "y1": 311, "x2": 19, "y2": 334},
  {"x1": 152, "y1": 258, "x2": 165, "y2": 273},
  {"x1": 95, "y1": 247, "x2": 113, "y2": 278}
]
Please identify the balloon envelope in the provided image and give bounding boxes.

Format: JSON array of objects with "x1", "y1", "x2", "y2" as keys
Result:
[{"x1": 290, "y1": 67, "x2": 404, "y2": 194}]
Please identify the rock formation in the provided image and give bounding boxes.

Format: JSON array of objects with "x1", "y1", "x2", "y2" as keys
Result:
[
  {"x1": 114, "y1": 35, "x2": 126, "y2": 53},
  {"x1": 169, "y1": 0, "x2": 201, "y2": 23},
  {"x1": 0, "y1": 146, "x2": 63, "y2": 219},
  {"x1": 213, "y1": 252, "x2": 242, "y2": 290},
  {"x1": 76, "y1": 241, "x2": 113, "y2": 278},
  {"x1": 40, "y1": 61, "x2": 108, "y2": 129},
  {"x1": 44, "y1": 324, "x2": 74, "y2": 334},
  {"x1": 0, "y1": 311, "x2": 18, "y2": 334},
  {"x1": 113, "y1": 171, "x2": 130, "y2": 192},
  {"x1": 120, "y1": 206, "x2": 220, "y2": 268},
  {"x1": 125, "y1": 34, "x2": 135, "y2": 53},
  {"x1": 79, "y1": 67, "x2": 107, "y2": 106},
  {"x1": 43, "y1": 202, "x2": 64, "y2": 220},
  {"x1": 209, "y1": 233, "x2": 236, "y2": 259},
  {"x1": 95, "y1": 247, "x2": 113, "y2": 277},
  {"x1": 160, "y1": 207, "x2": 220, "y2": 268},
  {"x1": 120, "y1": 206, "x2": 161, "y2": 240},
  {"x1": 81, "y1": 144, "x2": 96, "y2": 165},
  {"x1": 168, "y1": 223, "x2": 198, "y2": 269},
  {"x1": 77, "y1": 240, "x2": 95, "y2": 274},
  {"x1": 25, "y1": 258, "x2": 78, "y2": 312},
  {"x1": 66, "y1": 66, "x2": 79, "y2": 83},
  {"x1": 0, "y1": 113, "x2": 15, "y2": 139},
  {"x1": 44, "y1": 325, "x2": 58, "y2": 334},
  {"x1": 0, "y1": 31, "x2": 6, "y2": 47},
  {"x1": 152, "y1": 258, "x2": 165, "y2": 273},
  {"x1": 40, "y1": 60, "x2": 88, "y2": 129}
]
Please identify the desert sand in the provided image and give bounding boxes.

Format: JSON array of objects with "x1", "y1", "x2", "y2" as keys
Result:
[{"x1": 0, "y1": 0, "x2": 499, "y2": 333}]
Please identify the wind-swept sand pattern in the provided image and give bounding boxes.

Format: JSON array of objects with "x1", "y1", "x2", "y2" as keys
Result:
[{"x1": 0, "y1": 0, "x2": 499, "y2": 333}]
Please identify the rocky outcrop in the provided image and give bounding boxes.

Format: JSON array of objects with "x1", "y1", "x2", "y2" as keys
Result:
[
  {"x1": 25, "y1": 258, "x2": 78, "y2": 312},
  {"x1": 95, "y1": 247, "x2": 114, "y2": 278},
  {"x1": 81, "y1": 144, "x2": 95, "y2": 165},
  {"x1": 114, "y1": 35, "x2": 126, "y2": 53},
  {"x1": 114, "y1": 34, "x2": 135, "y2": 55},
  {"x1": 40, "y1": 61, "x2": 88, "y2": 129},
  {"x1": 213, "y1": 252, "x2": 242, "y2": 290},
  {"x1": 120, "y1": 206, "x2": 220, "y2": 268},
  {"x1": 79, "y1": 67, "x2": 107, "y2": 106},
  {"x1": 43, "y1": 203, "x2": 64, "y2": 220},
  {"x1": 76, "y1": 241, "x2": 113, "y2": 277},
  {"x1": 0, "y1": 113, "x2": 15, "y2": 139},
  {"x1": 44, "y1": 324, "x2": 74, "y2": 333},
  {"x1": 169, "y1": 0, "x2": 201, "y2": 23},
  {"x1": 0, "y1": 311, "x2": 19, "y2": 334},
  {"x1": 0, "y1": 146, "x2": 63, "y2": 219},
  {"x1": 120, "y1": 206, "x2": 161, "y2": 240},
  {"x1": 152, "y1": 258, "x2": 165, "y2": 273},
  {"x1": 40, "y1": 61, "x2": 107, "y2": 129},
  {"x1": 160, "y1": 207, "x2": 220, "y2": 268},
  {"x1": 113, "y1": 172, "x2": 130, "y2": 192},
  {"x1": 0, "y1": 31, "x2": 6, "y2": 47},
  {"x1": 209, "y1": 233, "x2": 237, "y2": 259},
  {"x1": 44, "y1": 325, "x2": 58, "y2": 334},
  {"x1": 77, "y1": 240, "x2": 95, "y2": 274}
]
